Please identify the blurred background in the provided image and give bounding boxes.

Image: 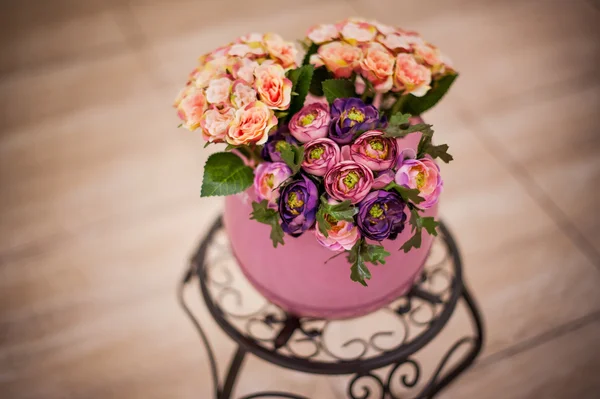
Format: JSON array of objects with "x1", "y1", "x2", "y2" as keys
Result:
[{"x1": 1, "y1": 0, "x2": 599, "y2": 398}]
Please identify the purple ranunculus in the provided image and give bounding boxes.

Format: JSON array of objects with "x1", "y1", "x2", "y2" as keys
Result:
[
  {"x1": 328, "y1": 98, "x2": 381, "y2": 145},
  {"x1": 261, "y1": 129, "x2": 299, "y2": 162},
  {"x1": 357, "y1": 190, "x2": 407, "y2": 241},
  {"x1": 350, "y1": 130, "x2": 398, "y2": 171},
  {"x1": 288, "y1": 102, "x2": 331, "y2": 143},
  {"x1": 302, "y1": 138, "x2": 341, "y2": 177},
  {"x1": 324, "y1": 160, "x2": 374, "y2": 204},
  {"x1": 278, "y1": 174, "x2": 319, "y2": 236}
]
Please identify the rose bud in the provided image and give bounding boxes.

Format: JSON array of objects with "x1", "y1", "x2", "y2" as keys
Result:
[
  {"x1": 261, "y1": 129, "x2": 299, "y2": 162},
  {"x1": 302, "y1": 138, "x2": 341, "y2": 177},
  {"x1": 357, "y1": 190, "x2": 407, "y2": 241},
  {"x1": 288, "y1": 102, "x2": 331, "y2": 143},
  {"x1": 395, "y1": 157, "x2": 443, "y2": 209},
  {"x1": 278, "y1": 175, "x2": 319, "y2": 236},
  {"x1": 254, "y1": 162, "x2": 293, "y2": 208},
  {"x1": 315, "y1": 219, "x2": 360, "y2": 252},
  {"x1": 324, "y1": 160, "x2": 374, "y2": 204},
  {"x1": 350, "y1": 130, "x2": 398, "y2": 171},
  {"x1": 329, "y1": 98, "x2": 381, "y2": 145}
]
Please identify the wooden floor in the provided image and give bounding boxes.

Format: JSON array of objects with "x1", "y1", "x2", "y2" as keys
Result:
[{"x1": 1, "y1": 0, "x2": 599, "y2": 398}]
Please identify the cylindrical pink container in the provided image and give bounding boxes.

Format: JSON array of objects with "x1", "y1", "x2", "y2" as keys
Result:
[{"x1": 224, "y1": 131, "x2": 438, "y2": 319}]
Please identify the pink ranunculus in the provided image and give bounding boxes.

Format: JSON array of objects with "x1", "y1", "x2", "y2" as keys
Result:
[
  {"x1": 317, "y1": 41, "x2": 362, "y2": 79},
  {"x1": 395, "y1": 157, "x2": 443, "y2": 209},
  {"x1": 350, "y1": 130, "x2": 398, "y2": 171},
  {"x1": 230, "y1": 80, "x2": 257, "y2": 109},
  {"x1": 227, "y1": 101, "x2": 277, "y2": 146},
  {"x1": 324, "y1": 161, "x2": 374, "y2": 204},
  {"x1": 263, "y1": 33, "x2": 298, "y2": 69},
  {"x1": 288, "y1": 102, "x2": 330, "y2": 143},
  {"x1": 253, "y1": 162, "x2": 293, "y2": 207},
  {"x1": 176, "y1": 87, "x2": 208, "y2": 131},
  {"x1": 339, "y1": 20, "x2": 377, "y2": 43},
  {"x1": 307, "y1": 24, "x2": 339, "y2": 44},
  {"x1": 393, "y1": 53, "x2": 432, "y2": 97},
  {"x1": 205, "y1": 77, "x2": 233, "y2": 105},
  {"x1": 359, "y1": 42, "x2": 395, "y2": 93},
  {"x1": 315, "y1": 218, "x2": 361, "y2": 252},
  {"x1": 372, "y1": 170, "x2": 395, "y2": 189},
  {"x1": 200, "y1": 106, "x2": 235, "y2": 143},
  {"x1": 302, "y1": 138, "x2": 341, "y2": 177},
  {"x1": 254, "y1": 63, "x2": 292, "y2": 110}
]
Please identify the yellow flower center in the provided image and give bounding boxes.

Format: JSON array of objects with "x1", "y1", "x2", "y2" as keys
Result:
[
  {"x1": 287, "y1": 191, "x2": 304, "y2": 215},
  {"x1": 275, "y1": 140, "x2": 290, "y2": 152},
  {"x1": 346, "y1": 108, "x2": 365, "y2": 123},
  {"x1": 309, "y1": 145, "x2": 325, "y2": 160},
  {"x1": 265, "y1": 173, "x2": 275, "y2": 188},
  {"x1": 369, "y1": 203, "x2": 386, "y2": 219},
  {"x1": 300, "y1": 111, "x2": 317, "y2": 126},
  {"x1": 415, "y1": 171, "x2": 426, "y2": 189},
  {"x1": 343, "y1": 171, "x2": 360, "y2": 189}
]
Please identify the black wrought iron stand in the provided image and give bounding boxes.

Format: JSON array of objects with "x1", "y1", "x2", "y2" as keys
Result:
[{"x1": 178, "y1": 217, "x2": 484, "y2": 399}]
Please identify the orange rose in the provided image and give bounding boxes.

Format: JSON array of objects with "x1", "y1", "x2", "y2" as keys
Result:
[
  {"x1": 393, "y1": 54, "x2": 432, "y2": 97},
  {"x1": 359, "y1": 42, "x2": 395, "y2": 92},
  {"x1": 254, "y1": 63, "x2": 292, "y2": 110},
  {"x1": 316, "y1": 41, "x2": 362, "y2": 79},
  {"x1": 226, "y1": 101, "x2": 277, "y2": 145},
  {"x1": 175, "y1": 87, "x2": 208, "y2": 130},
  {"x1": 263, "y1": 33, "x2": 298, "y2": 69}
]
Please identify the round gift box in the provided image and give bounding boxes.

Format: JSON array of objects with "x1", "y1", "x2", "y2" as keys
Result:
[{"x1": 223, "y1": 131, "x2": 438, "y2": 319}]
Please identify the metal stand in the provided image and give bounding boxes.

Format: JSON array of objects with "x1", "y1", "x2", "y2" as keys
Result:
[{"x1": 178, "y1": 217, "x2": 484, "y2": 399}]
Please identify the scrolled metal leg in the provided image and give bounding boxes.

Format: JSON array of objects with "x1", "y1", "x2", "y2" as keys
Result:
[{"x1": 220, "y1": 347, "x2": 247, "y2": 399}]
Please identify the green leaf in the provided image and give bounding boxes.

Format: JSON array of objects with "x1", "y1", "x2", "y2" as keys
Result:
[
  {"x1": 384, "y1": 112, "x2": 434, "y2": 139},
  {"x1": 421, "y1": 143, "x2": 454, "y2": 163},
  {"x1": 302, "y1": 42, "x2": 318, "y2": 66},
  {"x1": 309, "y1": 67, "x2": 332, "y2": 96},
  {"x1": 322, "y1": 79, "x2": 356, "y2": 104},
  {"x1": 200, "y1": 152, "x2": 254, "y2": 197},
  {"x1": 362, "y1": 243, "x2": 390, "y2": 266},
  {"x1": 404, "y1": 73, "x2": 459, "y2": 115},
  {"x1": 347, "y1": 240, "x2": 371, "y2": 287},
  {"x1": 384, "y1": 182, "x2": 425, "y2": 205},
  {"x1": 315, "y1": 197, "x2": 357, "y2": 237},
  {"x1": 280, "y1": 144, "x2": 305, "y2": 174},
  {"x1": 389, "y1": 112, "x2": 411, "y2": 126},
  {"x1": 421, "y1": 217, "x2": 439, "y2": 236},
  {"x1": 400, "y1": 232, "x2": 422, "y2": 253},
  {"x1": 250, "y1": 200, "x2": 285, "y2": 248},
  {"x1": 286, "y1": 65, "x2": 315, "y2": 118},
  {"x1": 400, "y1": 208, "x2": 439, "y2": 253}
]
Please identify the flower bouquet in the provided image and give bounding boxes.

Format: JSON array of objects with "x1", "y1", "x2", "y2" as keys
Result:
[{"x1": 174, "y1": 19, "x2": 457, "y2": 318}]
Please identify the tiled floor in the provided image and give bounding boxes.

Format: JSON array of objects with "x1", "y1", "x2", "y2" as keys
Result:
[{"x1": 1, "y1": 0, "x2": 599, "y2": 398}]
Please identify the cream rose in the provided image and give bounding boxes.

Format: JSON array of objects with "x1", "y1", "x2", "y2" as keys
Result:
[
  {"x1": 176, "y1": 87, "x2": 208, "y2": 131},
  {"x1": 317, "y1": 41, "x2": 362, "y2": 79},
  {"x1": 263, "y1": 33, "x2": 298, "y2": 69},
  {"x1": 307, "y1": 24, "x2": 339, "y2": 44},
  {"x1": 226, "y1": 101, "x2": 277, "y2": 145},
  {"x1": 393, "y1": 53, "x2": 432, "y2": 97},
  {"x1": 359, "y1": 42, "x2": 395, "y2": 92},
  {"x1": 230, "y1": 80, "x2": 257, "y2": 109},
  {"x1": 205, "y1": 77, "x2": 232, "y2": 105},
  {"x1": 254, "y1": 63, "x2": 292, "y2": 110},
  {"x1": 339, "y1": 21, "x2": 377, "y2": 43},
  {"x1": 200, "y1": 106, "x2": 235, "y2": 143}
]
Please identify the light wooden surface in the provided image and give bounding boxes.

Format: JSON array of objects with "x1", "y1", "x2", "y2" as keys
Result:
[{"x1": 1, "y1": 0, "x2": 599, "y2": 398}]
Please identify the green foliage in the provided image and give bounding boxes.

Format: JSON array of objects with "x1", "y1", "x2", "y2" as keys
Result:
[
  {"x1": 383, "y1": 112, "x2": 434, "y2": 139},
  {"x1": 384, "y1": 182, "x2": 425, "y2": 205},
  {"x1": 322, "y1": 79, "x2": 356, "y2": 104},
  {"x1": 315, "y1": 196, "x2": 357, "y2": 237},
  {"x1": 309, "y1": 67, "x2": 332, "y2": 96},
  {"x1": 417, "y1": 132, "x2": 454, "y2": 163},
  {"x1": 250, "y1": 200, "x2": 285, "y2": 248},
  {"x1": 302, "y1": 42, "x2": 319, "y2": 66},
  {"x1": 200, "y1": 152, "x2": 254, "y2": 197},
  {"x1": 403, "y1": 73, "x2": 459, "y2": 115},
  {"x1": 400, "y1": 207, "x2": 439, "y2": 253},
  {"x1": 347, "y1": 240, "x2": 391, "y2": 286},
  {"x1": 279, "y1": 144, "x2": 305, "y2": 174},
  {"x1": 286, "y1": 65, "x2": 314, "y2": 119}
]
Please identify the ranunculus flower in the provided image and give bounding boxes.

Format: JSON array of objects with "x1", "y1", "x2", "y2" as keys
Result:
[
  {"x1": 339, "y1": 20, "x2": 377, "y2": 43},
  {"x1": 315, "y1": 219, "x2": 360, "y2": 251},
  {"x1": 393, "y1": 53, "x2": 432, "y2": 97},
  {"x1": 395, "y1": 157, "x2": 443, "y2": 209},
  {"x1": 357, "y1": 190, "x2": 407, "y2": 241},
  {"x1": 288, "y1": 102, "x2": 330, "y2": 143},
  {"x1": 261, "y1": 129, "x2": 298, "y2": 162},
  {"x1": 263, "y1": 33, "x2": 298, "y2": 69},
  {"x1": 230, "y1": 80, "x2": 257, "y2": 109},
  {"x1": 205, "y1": 77, "x2": 232, "y2": 104},
  {"x1": 254, "y1": 162, "x2": 293, "y2": 208},
  {"x1": 307, "y1": 24, "x2": 339, "y2": 44},
  {"x1": 316, "y1": 41, "x2": 362, "y2": 79},
  {"x1": 302, "y1": 138, "x2": 340, "y2": 176},
  {"x1": 324, "y1": 161, "x2": 374, "y2": 204},
  {"x1": 350, "y1": 130, "x2": 398, "y2": 171},
  {"x1": 227, "y1": 101, "x2": 277, "y2": 145},
  {"x1": 359, "y1": 42, "x2": 395, "y2": 93},
  {"x1": 175, "y1": 87, "x2": 208, "y2": 130},
  {"x1": 254, "y1": 63, "x2": 292, "y2": 110},
  {"x1": 329, "y1": 98, "x2": 381, "y2": 145},
  {"x1": 279, "y1": 175, "x2": 319, "y2": 236},
  {"x1": 200, "y1": 106, "x2": 235, "y2": 142}
]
